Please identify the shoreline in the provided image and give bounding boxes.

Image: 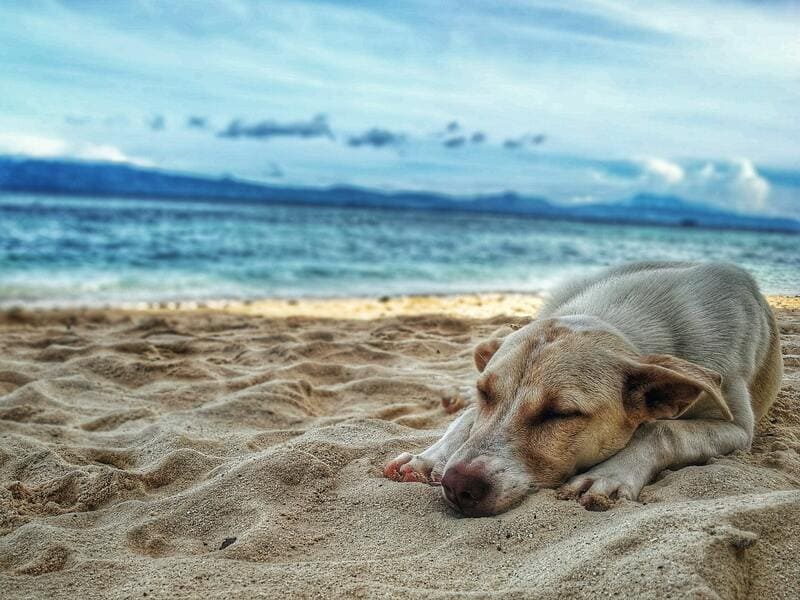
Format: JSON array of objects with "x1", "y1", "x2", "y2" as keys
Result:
[
  {"x1": 2, "y1": 292, "x2": 546, "y2": 321},
  {"x1": 2, "y1": 292, "x2": 798, "y2": 322}
]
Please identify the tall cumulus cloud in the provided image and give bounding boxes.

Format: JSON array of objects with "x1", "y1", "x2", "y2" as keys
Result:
[{"x1": 637, "y1": 157, "x2": 770, "y2": 213}]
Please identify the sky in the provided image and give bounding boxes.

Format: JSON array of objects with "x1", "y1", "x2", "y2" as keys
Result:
[{"x1": 0, "y1": 0, "x2": 798, "y2": 216}]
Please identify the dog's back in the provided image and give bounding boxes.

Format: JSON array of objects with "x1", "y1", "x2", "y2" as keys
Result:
[
  {"x1": 540, "y1": 262, "x2": 782, "y2": 419},
  {"x1": 748, "y1": 299, "x2": 783, "y2": 419}
]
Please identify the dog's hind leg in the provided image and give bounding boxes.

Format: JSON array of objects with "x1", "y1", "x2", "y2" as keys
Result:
[{"x1": 384, "y1": 406, "x2": 476, "y2": 484}]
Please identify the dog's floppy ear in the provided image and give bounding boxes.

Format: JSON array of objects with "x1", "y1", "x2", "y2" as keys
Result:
[
  {"x1": 623, "y1": 354, "x2": 732, "y2": 422},
  {"x1": 473, "y1": 337, "x2": 503, "y2": 372}
]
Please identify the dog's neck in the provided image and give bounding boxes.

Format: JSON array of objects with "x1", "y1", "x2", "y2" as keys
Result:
[{"x1": 548, "y1": 313, "x2": 641, "y2": 354}]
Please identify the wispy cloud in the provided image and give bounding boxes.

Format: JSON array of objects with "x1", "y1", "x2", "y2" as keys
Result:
[
  {"x1": 443, "y1": 136, "x2": 466, "y2": 149},
  {"x1": 219, "y1": 114, "x2": 333, "y2": 141},
  {"x1": 186, "y1": 116, "x2": 209, "y2": 130},
  {"x1": 148, "y1": 115, "x2": 166, "y2": 131},
  {"x1": 503, "y1": 134, "x2": 546, "y2": 150},
  {"x1": 470, "y1": 132, "x2": 486, "y2": 144},
  {"x1": 442, "y1": 130, "x2": 486, "y2": 148},
  {"x1": 347, "y1": 128, "x2": 405, "y2": 149},
  {"x1": 437, "y1": 122, "x2": 487, "y2": 148}
]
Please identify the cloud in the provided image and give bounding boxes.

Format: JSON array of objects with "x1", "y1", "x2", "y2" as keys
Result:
[
  {"x1": 443, "y1": 136, "x2": 466, "y2": 148},
  {"x1": 640, "y1": 157, "x2": 684, "y2": 184},
  {"x1": 0, "y1": 133, "x2": 152, "y2": 166},
  {"x1": 608, "y1": 156, "x2": 771, "y2": 214},
  {"x1": 689, "y1": 158, "x2": 770, "y2": 213},
  {"x1": 186, "y1": 116, "x2": 209, "y2": 129},
  {"x1": 443, "y1": 130, "x2": 486, "y2": 148},
  {"x1": 0, "y1": 133, "x2": 67, "y2": 157},
  {"x1": 503, "y1": 133, "x2": 546, "y2": 149},
  {"x1": 470, "y1": 131, "x2": 486, "y2": 144},
  {"x1": 347, "y1": 128, "x2": 405, "y2": 148},
  {"x1": 432, "y1": 121, "x2": 460, "y2": 139},
  {"x1": 219, "y1": 114, "x2": 333, "y2": 140},
  {"x1": 148, "y1": 115, "x2": 166, "y2": 131},
  {"x1": 80, "y1": 144, "x2": 151, "y2": 164}
]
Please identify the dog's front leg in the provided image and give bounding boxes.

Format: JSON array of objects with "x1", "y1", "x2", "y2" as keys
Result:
[
  {"x1": 558, "y1": 417, "x2": 752, "y2": 510},
  {"x1": 384, "y1": 406, "x2": 476, "y2": 484}
]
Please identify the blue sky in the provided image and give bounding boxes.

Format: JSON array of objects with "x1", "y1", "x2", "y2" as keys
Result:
[{"x1": 0, "y1": 0, "x2": 798, "y2": 216}]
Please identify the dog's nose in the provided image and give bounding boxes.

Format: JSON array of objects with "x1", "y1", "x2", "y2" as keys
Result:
[{"x1": 441, "y1": 463, "x2": 491, "y2": 513}]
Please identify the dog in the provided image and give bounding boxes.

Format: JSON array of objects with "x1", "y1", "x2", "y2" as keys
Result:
[{"x1": 384, "y1": 262, "x2": 782, "y2": 516}]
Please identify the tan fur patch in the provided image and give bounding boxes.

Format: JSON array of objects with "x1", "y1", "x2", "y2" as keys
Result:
[
  {"x1": 487, "y1": 325, "x2": 639, "y2": 487},
  {"x1": 477, "y1": 373, "x2": 497, "y2": 395},
  {"x1": 542, "y1": 320, "x2": 571, "y2": 343}
]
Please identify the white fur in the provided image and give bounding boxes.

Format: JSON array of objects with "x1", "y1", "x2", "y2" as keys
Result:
[{"x1": 387, "y1": 262, "x2": 782, "y2": 514}]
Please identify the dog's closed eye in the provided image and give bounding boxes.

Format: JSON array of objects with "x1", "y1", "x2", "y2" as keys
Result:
[
  {"x1": 538, "y1": 408, "x2": 584, "y2": 421},
  {"x1": 530, "y1": 393, "x2": 586, "y2": 425}
]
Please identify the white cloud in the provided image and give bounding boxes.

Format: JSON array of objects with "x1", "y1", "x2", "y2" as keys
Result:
[
  {"x1": 626, "y1": 156, "x2": 771, "y2": 214},
  {"x1": 78, "y1": 143, "x2": 149, "y2": 164},
  {"x1": 0, "y1": 133, "x2": 68, "y2": 157},
  {"x1": 640, "y1": 157, "x2": 684, "y2": 184},
  {"x1": 687, "y1": 158, "x2": 770, "y2": 213},
  {"x1": 0, "y1": 133, "x2": 152, "y2": 167}
]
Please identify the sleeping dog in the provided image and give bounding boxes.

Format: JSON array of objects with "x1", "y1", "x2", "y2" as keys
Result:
[{"x1": 384, "y1": 262, "x2": 782, "y2": 516}]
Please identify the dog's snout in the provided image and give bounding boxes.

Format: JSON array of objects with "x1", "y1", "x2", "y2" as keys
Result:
[{"x1": 441, "y1": 463, "x2": 491, "y2": 514}]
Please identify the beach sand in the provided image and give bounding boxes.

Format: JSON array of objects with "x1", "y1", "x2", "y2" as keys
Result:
[{"x1": 1, "y1": 294, "x2": 799, "y2": 599}]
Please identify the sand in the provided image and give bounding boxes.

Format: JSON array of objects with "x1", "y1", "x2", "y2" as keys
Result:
[{"x1": 1, "y1": 294, "x2": 799, "y2": 599}]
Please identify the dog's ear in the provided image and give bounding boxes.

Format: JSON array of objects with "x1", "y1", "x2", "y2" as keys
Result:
[
  {"x1": 473, "y1": 337, "x2": 503, "y2": 372},
  {"x1": 622, "y1": 355, "x2": 732, "y2": 422}
]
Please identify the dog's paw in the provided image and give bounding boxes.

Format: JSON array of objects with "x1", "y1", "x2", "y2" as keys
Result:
[
  {"x1": 557, "y1": 473, "x2": 638, "y2": 511},
  {"x1": 383, "y1": 452, "x2": 439, "y2": 484}
]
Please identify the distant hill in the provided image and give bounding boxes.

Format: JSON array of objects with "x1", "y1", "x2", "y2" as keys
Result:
[{"x1": 1, "y1": 156, "x2": 797, "y2": 233}]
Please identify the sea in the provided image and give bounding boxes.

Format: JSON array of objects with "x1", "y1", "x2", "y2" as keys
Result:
[{"x1": 1, "y1": 193, "x2": 798, "y2": 307}]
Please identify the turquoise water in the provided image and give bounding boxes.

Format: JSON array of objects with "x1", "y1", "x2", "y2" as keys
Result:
[{"x1": 1, "y1": 193, "x2": 798, "y2": 306}]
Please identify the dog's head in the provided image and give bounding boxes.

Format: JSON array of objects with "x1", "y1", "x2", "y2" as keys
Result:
[{"x1": 440, "y1": 316, "x2": 728, "y2": 516}]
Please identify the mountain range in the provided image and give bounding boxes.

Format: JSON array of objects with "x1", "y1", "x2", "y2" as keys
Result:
[{"x1": 1, "y1": 156, "x2": 797, "y2": 233}]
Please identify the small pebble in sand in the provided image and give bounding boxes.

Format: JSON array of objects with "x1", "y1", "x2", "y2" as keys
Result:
[{"x1": 220, "y1": 537, "x2": 237, "y2": 550}]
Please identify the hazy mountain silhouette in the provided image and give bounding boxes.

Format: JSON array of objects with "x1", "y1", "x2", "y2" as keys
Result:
[{"x1": 1, "y1": 156, "x2": 797, "y2": 233}]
